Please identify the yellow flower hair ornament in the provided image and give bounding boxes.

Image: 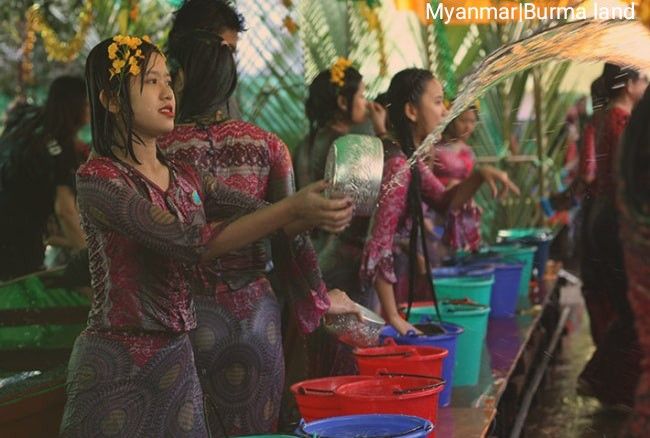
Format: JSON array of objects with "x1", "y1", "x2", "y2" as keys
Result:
[
  {"x1": 330, "y1": 57, "x2": 354, "y2": 88},
  {"x1": 107, "y1": 35, "x2": 153, "y2": 79}
]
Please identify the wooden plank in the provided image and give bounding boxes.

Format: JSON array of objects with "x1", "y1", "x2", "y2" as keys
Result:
[{"x1": 0, "y1": 307, "x2": 88, "y2": 327}]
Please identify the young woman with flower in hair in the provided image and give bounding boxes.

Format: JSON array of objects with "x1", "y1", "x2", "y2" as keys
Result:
[
  {"x1": 296, "y1": 58, "x2": 387, "y2": 305},
  {"x1": 290, "y1": 60, "x2": 388, "y2": 382},
  {"x1": 360, "y1": 68, "x2": 519, "y2": 336},
  {"x1": 60, "y1": 35, "x2": 352, "y2": 436}
]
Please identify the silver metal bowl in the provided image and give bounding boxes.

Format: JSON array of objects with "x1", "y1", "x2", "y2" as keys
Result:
[
  {"x1": 324, "y1": 303, "x2": 385, "y2": 348},
  {"x1": 324, "y1": 134, "x2": 384, "y2": 217}
]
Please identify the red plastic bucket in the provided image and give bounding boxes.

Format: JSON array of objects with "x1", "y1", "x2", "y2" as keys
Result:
[
  {"x1": 335, "y1": 374, "x2": 445, "y2": 425},
  {"x1": 290, "y1": 375, "x2": 374, "y2": 422},
  {"x1": 354, "y1": 339, "x2": 448, "y2": 383}
]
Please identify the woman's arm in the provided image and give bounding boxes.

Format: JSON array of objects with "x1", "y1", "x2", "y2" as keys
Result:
[
  {"x1": 77, "y1": 171, "x2": 219, "y2": 264},
  {"x1": 54, "y1": 185, "x2": 86, "y2": 250},
  {"x1": 441, "y1": 166, "x2": 520, "y2": 211},
  {"x1": 375, "y1": 276, "x2": 419, "y2": 335}
]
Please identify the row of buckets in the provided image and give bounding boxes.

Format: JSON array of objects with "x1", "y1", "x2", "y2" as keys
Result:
[{"x1": 245, "y1": 229, "x2": 553, "y2": 437}]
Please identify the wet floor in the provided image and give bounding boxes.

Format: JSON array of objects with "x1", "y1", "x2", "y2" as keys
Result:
[{"x1": 522, "y1": 283, "x2": 630, "y2": 438}]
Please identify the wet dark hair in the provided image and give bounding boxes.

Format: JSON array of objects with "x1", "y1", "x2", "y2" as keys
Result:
[
  {"x1": 2, "y1": 102, "x2": 37, "y2": 134},
  {"x1": 619, "y1": 86, "x2": 650, "y2": 211},
  {"x1": 1, "y1": 76, "x2": 85, "y2": 159},
  {"x1": 305, "y1": 66, "x2": 363, "y2": 145},
  {"x1": 374, "y1": 91, "x2": 391, "y2": 132},
  {"x1": 374, "y1": 91, "x2": 390, "y2": 108},
  {"x1": 385, "y1": 68, "x2": 443, "y2": 321},
  {"x1": 167, "y1": 31, "x2": 237, "y2": 123},
  {"x1": 602, "y1": 63, "x2": 641, "y2": 100},
  {"x1": 85, "y1": 37, "x2": 163, "y2": 163},
  {"x1": 0, "y1": 76, "x2": 86, "y2": 187},
  {"x1": 386, "y1": 68, "x2": 434, "y2": 157},
  {"x1": 44, "y1": 76, "x2": 88, "y2": 143},
  {"x1": 168, "y1": 0, "x2": 246, "y2": 43}
]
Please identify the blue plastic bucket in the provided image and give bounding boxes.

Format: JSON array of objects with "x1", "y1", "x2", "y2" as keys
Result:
[
  {"x1": 485, "y1": 244, "x2": 536, "y2": 297},
  {"x1": 497, "y1": 228, "x2": 553, "y2": 280},
  {"x1": 404, "y1": 303, "x2": 490, "y2": 387},
  {"x1": 380, "y1": 322, "x2": 462, "y2": 407},
  {"x1": 465, "y1": 261, "x2": 523, "y2": 318},
  {"x1": 297, "y1": 414, "x2": 433, "y2": 438}
]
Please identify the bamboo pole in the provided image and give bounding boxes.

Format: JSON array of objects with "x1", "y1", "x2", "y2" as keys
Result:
[{"x1": 533, "y1": 67, "x2": 545, "y2": 227}]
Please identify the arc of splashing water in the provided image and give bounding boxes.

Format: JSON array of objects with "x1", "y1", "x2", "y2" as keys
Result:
[{"x1": 408, "y1": 18, "x2": 650, "y2": 168}]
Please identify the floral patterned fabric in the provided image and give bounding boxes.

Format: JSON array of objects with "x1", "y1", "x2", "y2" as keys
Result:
[
  {"x1": 159, "y1": 121, "x2": 330, "y2": 332},
  {"x1": 62, "y1": 154, "x2": 264, "y2": 437},
  {"x1": 159, "y1": 121, "x2": 329, "y2": 435},
  {"x1": 360, "y1": 140, "x2": 446, "y2": 289},
  {"x1": 433, "y1": 142, "x2": 481, "y2": 251},
  {"x1": 433, "y1": 142, "x2": 475, "y2": 186}
]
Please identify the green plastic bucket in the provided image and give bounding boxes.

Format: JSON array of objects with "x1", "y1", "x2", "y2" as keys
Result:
[
  {"x1": 407, "y1": 302, "x2": 490, "y2": 387},
  {"x1": 432, "y1": 275, "x2": 495, "y2": 306},
  {"x1": 488, "y1": 244, "x2": 536, "y2": 297}
]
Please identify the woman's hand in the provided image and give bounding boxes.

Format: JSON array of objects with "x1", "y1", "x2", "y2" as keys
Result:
[
  {"x1": 388, "y1": 314, "x2": 422, "y2": 336},
  {"x1": 325, "y1": 289, "x2": 363, "y2": 322},
  {"x1": 291, "y1": 180, "x2": 354, "y2": 233},
  {"x1": 478, "y1": 166, "x2": 521, "y2": 199},
  {"x1": 368, "y1": 101, "x2": 388, "y2": 137}
]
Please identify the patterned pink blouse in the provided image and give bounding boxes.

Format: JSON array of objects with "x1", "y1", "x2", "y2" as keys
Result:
[
  {"x1": 360, "y1": 141, "x2": 446, "y2": 287},
  {"x1": 433, "y1": 142, "x2": 475, "y2": 185},
  {"x1": 159, "y1": 120, "x2": 329, "y2": 332},
  {"x1": 76, "y1": 155, "x2": 263, "y2": 364}
]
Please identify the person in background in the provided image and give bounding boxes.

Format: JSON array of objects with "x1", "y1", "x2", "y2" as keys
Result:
[
  {"x1": 161, "y1": 29, "x2": 358, "y2": 435},
  {"x1": 167, "y1": 0, "x2": 244, "y2": 119},
  {"x1": 577, "y1": 63, "x2": 648, "y2": 409},
  {"x1": 435, "y1": 102, "x2": 482, "y2": 252},
  {"x1": 617, "y1": 87, "x2": 650, "y2": 437},
  {"x1": 290, "y1": 62, "x2": 386, "y2": 390},
  {"x1": 0, "y1": 76, "x2": 88, "y2": 280}
]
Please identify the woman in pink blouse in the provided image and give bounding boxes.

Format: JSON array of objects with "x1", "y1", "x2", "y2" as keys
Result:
[
  {"x1": 61, "y1": 36, "x2": 350, "y2": 437},
  {"x1": 435, "y1": 104, "x2": 482, "y2": 251},
  {"x1": 360, "y1": 68, "x2": 519, "y2": 335}
]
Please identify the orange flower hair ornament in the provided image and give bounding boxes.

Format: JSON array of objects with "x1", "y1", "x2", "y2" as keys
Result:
[
  {"x1": 330, "y1": 57, "x2": 354, "y2": 88},
  {"x1": 107, "y1": 34, "x2": 153, "y2": 79}
]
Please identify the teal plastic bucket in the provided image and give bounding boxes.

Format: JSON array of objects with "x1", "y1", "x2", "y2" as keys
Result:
[
  {"x1": 407, "y1": 302, "x2": 490, "y2": 387},
  {"x1": 432, "y1": 275, "x2": 495, "y2": 306},
  {"x1": 487, "y1": 244, "x2": 536, "y2": 297}
]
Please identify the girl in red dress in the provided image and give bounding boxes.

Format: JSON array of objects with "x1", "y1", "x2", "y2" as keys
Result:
[{"x1": 360, "y1": 69, "x2": 519, "y2": 336}]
